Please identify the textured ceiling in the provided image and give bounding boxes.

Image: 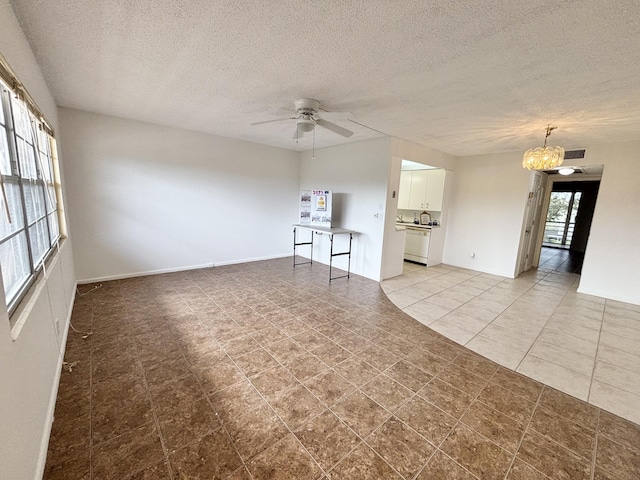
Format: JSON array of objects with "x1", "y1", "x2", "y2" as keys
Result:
[{"x1": 9, "y1": 0, "x2": 640, "y2": 156}]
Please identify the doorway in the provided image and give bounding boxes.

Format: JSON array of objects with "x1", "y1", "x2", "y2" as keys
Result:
[
  {"x1": 517, "y1": 167, "x2": 603, "y2": 276},
  {"x1": 525, "y1": 177, "x2": 601, "y2": 275},
  {"x1": 542, "y1": 180, "x2": 600, "y2": 273},
  {"x1": 543, "y1": 190, "x2": 582, "y2": 249}
]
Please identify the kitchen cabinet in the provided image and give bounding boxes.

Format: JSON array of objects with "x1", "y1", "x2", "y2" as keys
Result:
[
  {"x1": 399, "y1": 168, "x2": 446, "y2": 211},
  {"x1": 398, "y1": 171, "x2": 412, "y2": 209},
  {"x1": 425, "y1": 169, "x2": 445, "y2": 211},
  {"x1": 408, "y1": 170, "x2": 429, "y2": 210}
]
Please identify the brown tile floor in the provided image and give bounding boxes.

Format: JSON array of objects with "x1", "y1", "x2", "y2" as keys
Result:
[{"x1": 45, "y1": 258, "x2": 640, "y2": 479}]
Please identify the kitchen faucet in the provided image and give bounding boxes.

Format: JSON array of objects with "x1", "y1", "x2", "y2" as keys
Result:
[{"x1": 397, "y1": 212, "x2": 403, "y2": 222}]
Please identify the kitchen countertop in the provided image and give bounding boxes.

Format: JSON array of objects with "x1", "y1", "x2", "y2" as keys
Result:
[{"x1": 395, "y1": 222, "x2": 438, "y2": 230}]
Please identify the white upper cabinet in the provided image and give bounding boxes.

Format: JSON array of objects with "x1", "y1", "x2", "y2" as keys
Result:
[
  {"x1": 398, "y1": 171, "x2": 412, "y2": 209},
  {"x1": 425, "y1": 168, "x2": 445, "y2": 211},
  {"x1": 408, "y1": 170, "x2": 429, "y2": 210},
  {"x1": 398, "y1": 168, "x2": 446, "y2": 211}
]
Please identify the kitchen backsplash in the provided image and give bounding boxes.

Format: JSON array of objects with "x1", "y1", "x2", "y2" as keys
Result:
[{"x1": 397, "y1": 209, "x2": 442, "y2": 224}]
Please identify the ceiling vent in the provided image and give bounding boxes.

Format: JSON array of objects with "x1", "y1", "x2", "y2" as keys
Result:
[{"x1": 564, "y1": 149, "x2": 586, "y2": 160}]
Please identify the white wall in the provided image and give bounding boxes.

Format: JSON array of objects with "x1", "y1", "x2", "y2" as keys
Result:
[
  {"x1": 381, "y1": 156, "x2": 406, "y2": 279},
  {"x1": 59, "y1": 108, "x2": 300, "y2": 282},
  {"x1": 0, "y1": 1, "x2": 77, "y2": 478},
  {"x1": 577, "y1": 141, "x2": 640, "y2": 305},
  {"x1": 443, "y1": 142, "x2": 640, "y2": 305},
  {"x1": 298, "y1": 137, "x2": 392, "y2": 281},
  {"x1": 391, "y1": 137, "x2": 457, "y2": 170},
  {"x1": 443, "y1": 151, "x2": 530, "y2": 277}
]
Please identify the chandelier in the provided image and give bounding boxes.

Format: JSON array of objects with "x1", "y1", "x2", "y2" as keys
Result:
[{"x1": 522, "y1": 125, "x2": 564, "y2": 170}]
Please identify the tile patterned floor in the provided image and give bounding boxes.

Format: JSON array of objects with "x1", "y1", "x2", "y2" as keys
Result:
[
  {"x1": 45, "y1": 257, "x2": 640, "y2": 479},
  {"x1": 538, "y1": 246, "x2": 585, "y2": 274},
  {"x1": 382, "y1": 259, "x2": 640, "y2": 425}
]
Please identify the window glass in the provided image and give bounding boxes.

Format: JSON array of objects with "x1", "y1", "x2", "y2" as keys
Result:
[
  {"x1": 570, "y1": 192, "x2": 582, "y2": 223},
  {"x1": 0, "y1": 232, "x2": 31, "y2": 301},
  {"x1": 11, "y1": 97, "x2": 29, "y2": 139},
  {"x1": 47, "y1": 212, "x2": 59, "y2": 245},
  {"x1": 0, "y1": 126, "x2": 11, "y2": 175},
  {"x1": 22, "y1": 180, "x2": 36, "y2": 224},
  {"x1": 17, "y1": 136, "x2": 38, "y2": 180},
  {"x1": 0, "y1": 181, "x2": 25, "y2": 240},
  {"x1": 29, "y1": 218, "x2": 49, "y2": 266},
  {"x1": 46, "y1": 185, "x2": 57, "y2": 213},
  {"x1": 22, "y1": 180, "x2": 47, "y2": 224}
]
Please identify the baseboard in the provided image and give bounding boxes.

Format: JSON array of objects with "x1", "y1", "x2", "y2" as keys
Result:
[
  {"x1": 442, "y1": 260, "x2": 515, "y2": 279},
  {"x1": 213, "y1": 253, "x2": 290, "y2": 267},
  {"x1": 34, "y1": 282, "x2": 76, "y2": 480},
  {"x1": 78, "y1": 253, "x2": 292, "y2": 284},
  {"x1": 78, "y1": 262, "x2": 216, "y2": 284},
  {"x1": 577, "y1": 285, "x2": 640, "y2": 306}
]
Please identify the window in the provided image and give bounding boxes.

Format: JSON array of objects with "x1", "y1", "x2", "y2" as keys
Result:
[
  {"x1": 543, "y1": 190, "x2": 582, "y2": 248},
  {"x1": 0, "y1": 78, "x2": 62, "y2": 314}
]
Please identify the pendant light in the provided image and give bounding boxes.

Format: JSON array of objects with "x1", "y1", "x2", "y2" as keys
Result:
[{"x1": 522, "y1": 125, "x2": 565, "y2": 170}]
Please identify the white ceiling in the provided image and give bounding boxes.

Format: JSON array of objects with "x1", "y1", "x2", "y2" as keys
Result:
[{"x1": 10, "y1": 0, "x2": 640, "y2": 156}]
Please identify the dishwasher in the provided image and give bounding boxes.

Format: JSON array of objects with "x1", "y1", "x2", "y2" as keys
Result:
[{"x1": 404, "y1": 227, "x2": 431, "y2": 264}]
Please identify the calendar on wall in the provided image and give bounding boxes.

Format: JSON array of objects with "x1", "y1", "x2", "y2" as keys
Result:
[{"x1": 299, "y1": 189, "x2": 332, "y2": 227}]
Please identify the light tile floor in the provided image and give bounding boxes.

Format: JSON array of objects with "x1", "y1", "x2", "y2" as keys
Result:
[{"x1": 381, "y1": 260, "x2": 640, "y2": 424}]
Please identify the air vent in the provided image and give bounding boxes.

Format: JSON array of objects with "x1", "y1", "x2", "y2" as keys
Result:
[{"x1": 564, "y1": 149, "x2": 586, "y2": 160}]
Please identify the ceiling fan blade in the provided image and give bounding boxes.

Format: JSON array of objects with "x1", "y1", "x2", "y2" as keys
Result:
[
  {"x1": 317, "y1": 110, "x2": 353, "y2": 121},
  {"x1": 250, "y1": 116, "x2": 295, "y2": 126},
  {"x1": 317, "y1": 119, "x2": 354, "y2": 137}
]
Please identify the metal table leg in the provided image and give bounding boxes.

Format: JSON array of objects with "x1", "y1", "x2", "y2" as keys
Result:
[{"x1": 293, "y1": 226, "x2": 313, "y2": 268}]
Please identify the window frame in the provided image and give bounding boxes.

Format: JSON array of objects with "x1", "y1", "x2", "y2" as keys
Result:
[{"x1": 0, "y1": 79, "x2": 62, "y2": 316}]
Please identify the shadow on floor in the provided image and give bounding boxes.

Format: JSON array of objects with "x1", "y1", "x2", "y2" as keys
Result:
[{"x1": 538, "y1": 246, "x2": 584, "y2": 274}]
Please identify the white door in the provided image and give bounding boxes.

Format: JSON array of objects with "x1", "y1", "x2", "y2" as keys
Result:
[{"x1": 519, "y1": 172, "x2": 545, "y2": 273}]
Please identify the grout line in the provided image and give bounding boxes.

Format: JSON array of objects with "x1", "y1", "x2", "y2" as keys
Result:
[
  {"x1": 89, "y1": 303, "x2": 94, "y2": 480},
  {"x1": 513, "y1": 274, "x2": 576, "y2": 372},
  {"x1": 590, "y1": 408, "x2": 600, "y2": 480},
  {"x1": 587, "y1": 300, "x2": 606, "y2": 403},
  {"x1": 501, "y1": 383, "x2": 545, "y2": 480},
  {"x1": 138, "y1": 350, "x2": 175, "y2": 480},
  {"x1": 323, "y1": 348, "x2": 464, "y2": 479},
  {"x1": 424, "y1": 368, "x2": 501, "y2": 477}
]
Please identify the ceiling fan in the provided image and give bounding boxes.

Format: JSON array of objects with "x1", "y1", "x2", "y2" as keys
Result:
[{"x1": 250, "y1": 98, "x2": 354, "y2": 139}]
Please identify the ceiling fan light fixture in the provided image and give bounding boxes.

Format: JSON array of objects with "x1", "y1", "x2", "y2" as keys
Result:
[
  {"x1": 297, "y1": 118, "x2": 315, "y2": 133},
  {"x1": 522, "y1": 125, "x2": 565, "y2": 170}
]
